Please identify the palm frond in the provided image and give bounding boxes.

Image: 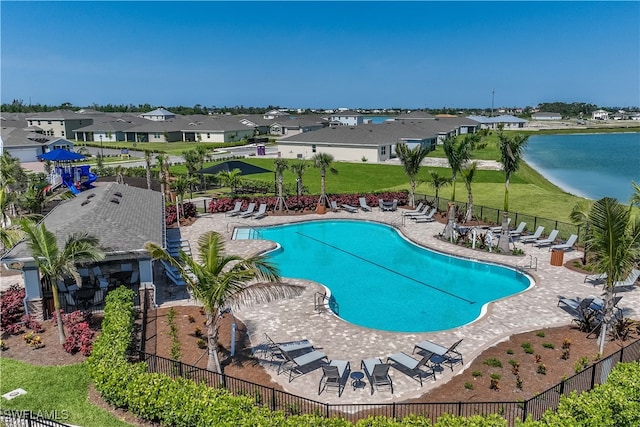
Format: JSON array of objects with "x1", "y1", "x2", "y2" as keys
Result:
[{"x1": 226, "y1": 282, "x2": 305, "y2": 309}]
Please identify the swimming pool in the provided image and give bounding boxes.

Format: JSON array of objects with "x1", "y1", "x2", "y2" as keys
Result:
[{"x1": 236, "y1": 220, "x2": 533, "y2": 333}]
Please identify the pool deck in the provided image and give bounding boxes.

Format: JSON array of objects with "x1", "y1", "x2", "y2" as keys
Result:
[{"x1": 173, "y1": 208, "x2": 639, "y2": 405}]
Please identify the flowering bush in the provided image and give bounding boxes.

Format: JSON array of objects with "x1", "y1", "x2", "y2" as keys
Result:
[
  {"x1": 0, "y1": 285, "x2": 26, "y2": 335},
  {"x1": 165, "y1": 202, "x2": 197, "y2": 226},
  {"x1": 53, "y1": 310, "x2": 96, "y2": 356}
]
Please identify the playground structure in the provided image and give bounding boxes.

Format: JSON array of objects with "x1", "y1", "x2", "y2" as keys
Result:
[{"x1": 39, "y1": 148, "x2": 98, "y2": 195}]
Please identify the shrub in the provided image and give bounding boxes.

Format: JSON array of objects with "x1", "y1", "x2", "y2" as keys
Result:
[
  {"x1": 506, "y1": 348, "x2": 514, "y2": 355},
  {"x1": 542, "y1": 343, "x2": 555, "y2": 349},
  {"x1": 561, "y1": 349, "x2": 571, "y2": 360},
  {"x1": 464, "y1": 381, "x2": 474, "y2": 390},
  {"x1": 521, "y1": 342, "x2": 534, "y2": 354},
  {"x1": 187, "y1": 315, "x2": 195, "y2": 323},
  {"x1": 562, "y1": 338, "x2": 571, "y2": 349},
  {"x1": 536, "y1": 331, "x2": 545, "y2": 338},
  {"x1": 575, "y1": 356, "x2": 590, "y2": 373},
  {"x1": 537, "y1": 364, "x2": 547, "y2": 375},
  {"x1": 515, "y1": 375, "x2": 523, "y2": 391},
  {"x1": 197, "y1": 339, "x2": 207, "y2": 349},
  {"x1": 57, "y1": 310, "x2": 95, "y2": 356},
  {"x1": 472, "y1": 370, "x2": 483, "y2": 377},
  {"x1": 0, "y1": 285, "x2": 26, "y2": 335},
  {"x1": 484, "y1": 357, "x2": 503, "y2": 368},
  {"x1": 534, "y1": 354, "x2": 542, "y2": 363}
]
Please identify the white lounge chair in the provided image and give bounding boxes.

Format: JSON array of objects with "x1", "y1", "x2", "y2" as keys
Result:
[
  {"x1": 405, "y1": 205, "x2": 430, "y2": 217},
  {"x1": 359, "y1": 197, "x2": 371, "y2": 212},
  {"x1": 509, "y1": 222, "x2": 527, "y2": 237},
  {"x1": 402, "y1": 202, "x2": 424, "y2": 216},
  {"x1": 239, "y1": 202, "x2": 256, "y2": 218},
  {"x1": 614, "y1": 269, "x2": 640, "y2": 291},
  {"x1": 253, "y1": 203, "x2": 268, "y2": 220},
  {"x1": 341, "y1": 203, "x2": 357, "y2": 213},
  {"x1": 534, "y1": 229, "x2": 559, "y2": 247},
  {"x1": 490, "y1": 218, "x2": 511, "y2": 233},
  {"x1": 520, "y1": 226, "x2": 545, "y2": 244},
  {"x1": 584, "y1": 272, "x2": 606, "y2": 284},
  {"x1": 413, "y1": 207, "x2": 437, "y2": 223},
  {"x1": 225, "y1": 201, "x2": 243, "y2": 217},
  {"x1": 387, "y1": 352, "x2": 435, "y2": 386},
  {"x1": 330, "y1": 200, "x2": 341, "y2": 212},
  {"x1": 550, "y1": 234, "x2": 578, "y2": 251}
]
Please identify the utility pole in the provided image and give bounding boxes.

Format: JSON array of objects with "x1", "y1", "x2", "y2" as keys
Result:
[{"x1": 491, "y1": 89, "x2": 495, "y2": 117}]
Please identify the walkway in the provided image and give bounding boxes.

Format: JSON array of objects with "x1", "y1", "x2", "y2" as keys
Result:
[{"x1": 156, "y1": 210, "x2": 640, "y2": 404}]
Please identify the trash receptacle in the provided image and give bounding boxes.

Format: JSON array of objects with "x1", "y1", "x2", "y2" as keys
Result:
[
  {"x1": 550, "y1": 249, "x2": 564, "y2": 266},
  {"x1": 256, "y1": 144, "x2": 266, "y2": 156}
]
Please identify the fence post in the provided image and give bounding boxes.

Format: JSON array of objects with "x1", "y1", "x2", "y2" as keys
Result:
[
  {"x1": 559, "y1": 379, "x2": 565, "y2": 395},
  {"x1": 271, "y1": 388, "x2": 276, "y2": 411},
  {"x1": 392, "y1": 402, "x2": 396, "y2": 419},
  {"x1": 326, "y1": 403, "x2": 329, "y2": 418},
  {"x1": 522, "y1": 398, "x2": 528, "y2": 422},
  {"x1": 590, "y1": 365, "x2": 596, "y2": 389},
  {"x1": 222, "y1": 372, "x2": 227, "y2": 389},
  {"x1": 458, "y1": 401, "x2": 462, "y2": 416}
]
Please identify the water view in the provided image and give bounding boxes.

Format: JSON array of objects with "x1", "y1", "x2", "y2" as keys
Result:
[{"x1": 524, "y1": 132, "x2": 640, "y2": 202}]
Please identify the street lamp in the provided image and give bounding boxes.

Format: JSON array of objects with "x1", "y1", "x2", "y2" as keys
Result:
[{"x1": 99, "y1": 135, "x2": 104, "y2": 158}]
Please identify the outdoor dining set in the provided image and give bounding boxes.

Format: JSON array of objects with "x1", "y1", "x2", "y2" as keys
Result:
[{"x1": 259, "y1": 334, "x2": 463, "y2": 397}]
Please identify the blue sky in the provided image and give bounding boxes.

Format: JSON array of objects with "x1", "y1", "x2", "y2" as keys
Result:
[{"x1": 1, "y1": 1, "x2": 638, "y2": 109}]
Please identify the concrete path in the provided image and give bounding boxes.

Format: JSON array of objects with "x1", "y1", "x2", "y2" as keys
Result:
[{"x1": 173, "y1": 209, "x2": 639, "y2": 404}]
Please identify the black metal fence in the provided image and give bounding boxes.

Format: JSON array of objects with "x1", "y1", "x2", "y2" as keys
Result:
[
  {"x1": 136, "y1": 338, "x2": 640, "y2": 426},
  {"x1": 416, "y1": 193, "x2": 581, "y2": 241}
]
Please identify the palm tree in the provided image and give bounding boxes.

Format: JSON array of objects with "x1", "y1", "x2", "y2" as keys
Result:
[
  {"x1": 630, "y1": 181, "x2": 640, "y2": 207},
  {"x1": 155, "y1": 154, "x2": 168, "y2": 197},
  {"x1": 273, "y1": 158, "x2": 289, "y2": 212},
  {"x1": 114, "y1": 165, "x2": 125, "y2": 185},
  {"x1": 194, "y1": 145, "x2": 209, "y2": 190},
  {"x1": 442, "y1": 135, "x2": 471, "y2": 202},
  {"x1": 144, "y1": 232, "x2": 303, "y2": 373},
  {"x1": 497, "y1": 132, "x2": 529, "y2": 252},
  {"x1": 289, "y1": 160, "x2": 310, "y2": 206},
  {"x1": 570, "y1": 200, "x2": 593, "y2": 265},
  {"x1": 587, "y1": 197, "x2": 640, "y2": 354},
  {"x1": 144, "y1": 150, "x2": 153, "y2": 190},
  {"x1": 461, "y1": 162, "x2": 478, "y2": 222},
  {"x1": 217, "y1": 168, "x2": 243, "y2": 194},
  {"x1": 311, "y1": 153, "x2": 337, "y2": 209},
  {"x1": 19, "y1": 219, "x2": 105, "y2": 344},
  {"x1": 395, "y1": 143, "x2": 430, "y2": 208},
  {"x1": 428, "y1": 170, "x2": 451, "y2": 211}
]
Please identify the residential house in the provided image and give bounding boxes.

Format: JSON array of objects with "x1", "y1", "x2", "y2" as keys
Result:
[
  {"x1": 592, "y1": 109, "x2": 609, "y2": 120},
  {"x1": 329, "y1": 110, "x2": 364, "y2": 127},
  {"x1": 269, "y1": 116, "x2": 326, "y2": 136},
  {"x1": 532, "y1": 112, "x2": 562, "y2": 120},
  {"x1": 26, "y1": 110, "x2": 95, "y2": 139},
  {"x1": 466, "y1": 115, "x2": 528, "y2": 129},
  {"x1": 140, "y1": 108, "x2": 176, "y2": 121},
  {"x1": 181, "y1": 115, "x2": 256, "y2": 143}
]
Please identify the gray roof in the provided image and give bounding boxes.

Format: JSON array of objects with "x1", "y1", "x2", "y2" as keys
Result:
[
  {"x1": 73, "y1": 119, "x2": 144, "y2": 133},
  {"x1": 127, "y1": 118, "x2": 191, "y2": 133},
  {"x1": 330, "y1": 110, "x2": 362, "y2": 117},
  {"x1": 141, "y1": 108, "x2": 176, "y2": 118},
  {"x1": 395, "y1": 111, "x2": 436, "y2": 120},
  {"x1": 2, "y1": 183, "x2": 164, "y2": 261},
  {"x1": 180, "y1": 115, "x2": 256, "y2": 132},
  {"x1": 27, "y1": 109, "x2": 87, "y2": 120},
  {"x1": 0, "y1": 126, "x2": 51, "y2": 147},
  {"x1": 467, "y1": 115, "x2": 528, "y2": 124}
]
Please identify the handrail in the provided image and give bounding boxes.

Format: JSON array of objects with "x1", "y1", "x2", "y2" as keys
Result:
[
  {"x1": 516, "y1": 255, "x2": 538, "y2": 272},
  {"x1": 389, "y1": 214, "x2": 406, "y2": 228},
  {"x1": 314, "y1": 291, "x2": 339, "y2": 315}
]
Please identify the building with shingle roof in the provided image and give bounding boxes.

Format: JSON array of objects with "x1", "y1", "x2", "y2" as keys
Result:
[
  {"x1": 1, "y1": 183, "x2": 164, "y2": 320},
  {"x1": 26, "y1": 110, "x2": 95, "y2": 139},
  {"x1": 1, "y1": 126, "x2": 74, "y2": 162},
  {"x1": 466, "y1": 115, "x2": 528, "y2": 129},
  {"x1": 141, "y1": 107, "x2": 176, "y2": 121}
]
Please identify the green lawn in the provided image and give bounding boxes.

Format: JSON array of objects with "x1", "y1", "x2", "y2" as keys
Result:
[{"x1": 0, "y1": 358, "x2": 132, "y2": 427}]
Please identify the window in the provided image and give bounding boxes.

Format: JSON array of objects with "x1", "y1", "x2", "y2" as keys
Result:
[
  {"x1": 37, "y1": 121, "x2": 41, "y2": 125},
  {"x1": 61, "y1": 131, "x2": 65, "y2": 136},
  {"x1": 206, "y1": 133, "x2": 210, "y2": 138},
  {"x1": 47, "y1": 121, "x2": 52, "y2": 125},
  {"x1": 312, "y1": 145, "x2": 317, "y2": 153},
  {"x1": 154, "y1": 133, "x2": 161, "y2": 139},
  {"x1": 380, "y1": 146, "x2": 386, "y2": 155}
]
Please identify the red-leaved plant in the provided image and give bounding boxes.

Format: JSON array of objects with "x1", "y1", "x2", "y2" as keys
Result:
[
  {"x1": 53, "y1": 310, "x2": 96, "y2": 356},
  {"x1": 0, "y1": 285, "x2": 26, "y2": 335}
]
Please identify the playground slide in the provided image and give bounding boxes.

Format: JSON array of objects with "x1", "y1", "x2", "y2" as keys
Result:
[
  {"x1": 62, "y1": 175, "x2": 81, "y2": 194},
  {"x1": 78, "y1": 165, "x2": 97, "y2": 189}
]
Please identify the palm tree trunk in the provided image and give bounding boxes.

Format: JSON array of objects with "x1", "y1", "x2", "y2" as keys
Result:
[
  {"x1": 277, "y1": 174, "x2": 284, "y2": 212},
  {"x1": 465, "y1": 191, "x2": 474, "y2": 223},
  {"x1": 410, "y1": 179, "x2": 416, "y2": 208},
  {"x1": 51, "y1": 283, "x2": 66, "y2": 344},
  {"x1": 318, "y1": 171, "x2": 328, "y2": 206},
  {"x1": 498, "y1": 211, "x2": 511, "y2": 253},
  {"x1": 597, "y1": 288, "x2": 614, "y2": 354},
  {"x1": 206, "y1": 315, "x2": 222, "y2": 373}
]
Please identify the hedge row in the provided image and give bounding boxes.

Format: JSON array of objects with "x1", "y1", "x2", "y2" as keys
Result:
[{"x1": 87, "y1": 287, "x2": 640, "y2": 426}]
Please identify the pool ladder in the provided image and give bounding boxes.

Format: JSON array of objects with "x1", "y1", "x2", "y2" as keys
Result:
[
  {"x1": 517, "y1": 255, "x2": 538, "y2": 272},
  {"x1": 226, "y1": 222, "x2": 262, "y2": 239},
  {"x1": 314, "y1": 292, "x2": 339, "y2": 315}
]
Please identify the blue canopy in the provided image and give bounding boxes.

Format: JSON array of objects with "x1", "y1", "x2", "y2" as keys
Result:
[{"x1": 38, "y1": 149, "x2": 85, "y2": 162}]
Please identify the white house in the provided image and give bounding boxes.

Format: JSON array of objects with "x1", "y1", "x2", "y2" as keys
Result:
[
  {"x1": 329, "y1": 110, "x2": 364, "y2": 127},
  {"x1": 592, "y1": 109, "x2": 609, "y2": 120},
  {"x1": 531, "y1": 112, "x2": 562, "y2": 120}
]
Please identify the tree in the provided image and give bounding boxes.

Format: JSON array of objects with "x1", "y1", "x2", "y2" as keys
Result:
[
  {"x1": 311, "y1": 153, "x2": 337, "y2": 208},
  {"x1": 570, "y1": 200, "x2": 593, "y2": 265},
  {"x1": 173, "y1": 175, "x2": 190, "y2": 214},
  {"x1": 144, "y1": 150, "x2": 153, "y2": 190},
  {"x1": 395, "y1": 143, "x2": 430, "y2": 208},
  {"x1": 587, "y1": 197, "x2": 640, "y2": 354},
  {"x1": 497, "y1": 132, "x2": 529, "y2": 252},
  {"x1": 194, "y1": 145, "x2": 209, "y2": 190},
  {"x1": 19, "y1": 219, "x2": 104, "y2": 344},
  {"x1": 428, "y1": 170, "x2": 451, "y2": 210},
  {"x1": 144, "y1": 232, "x2": 303, "y2": 373},
  {"x1": 155, "y1": 154, "x2": 169, "y2": 198},
  {"x1": 442, "y1": 135, "x2": 471, "y2": 202},
  {"x1": 461, "y1": 162, "x2": 478, "y2": 222},
  {"x1": 289, "y1": 160, "x2": 310, "y2": 206},
  {"x1": 217, "y1": 169, "x2": 243, "y2": 194},
  {"x1": 273, "y1": 158, "x2": 289, "y2": 212}
]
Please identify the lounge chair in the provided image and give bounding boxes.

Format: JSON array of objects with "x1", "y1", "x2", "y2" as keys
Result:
[
  {"x1": 590, "y1": 296, "x2": 623, "y2": 314},
  {"x1": 341, "y1": 203, "x2": 358, "y2": 213},
  {"x1": 253, "y1": 203, "x2": 268, "y2": 220},
  {"x1": 318, "y1": 360, "x2": 350, "y2": 396},
  {"x1": 550, "y1": 234, "x2": 578, "y2": 251},
  {"x1": 239, "y1": 202, "x2": 256, "y2": 218},
  {"x1": 412, "y1": 207, "x2": 437, "y2": 223},
  {"x1": 613, "y1": 268, "x2": 640, "y2": 292},
  {"x1": 413, "y1": 338, "x2": 464, "y2": 371},
  {"x1": 405, "y1": 205, "x2": 430, "y2": 217},
  {"x1": 557, "y1": 296, "x2": 594, "y2": 318},
  {"x1": 64, "y1": 292, "x2": 77, "y2": 311},
  {"x1": 280, "y1": 348, "x2": 328, "y2": 382},
  {"x1": 584, "y1": 272, "x2": 607, "y2": 284},
  {"x1": 534, "y1": 229, "x2": 559, "y2": 247},
  {"x1": 387, "y1": 351, "x2": 435, "y2": 386},
  {"x1": 361, "y1": 358, "x2": 393, "y2": 395},
  {"x1": 519, "y1": 226, "x2": 545, "y2": 244},
  {"x1": 330, "y1": 200, "x2": 341, "y2": 212},
  {"x1": 378, "y1": 199, "x2": 385, "y2": 210},
  {"x1": 402, "y1": 202, "x2": 424, "y2": 216},
  {"x1": 490, "y1": 218, "x2": 511, "y2": 233},
  {"x1": 359, "y1": 197, "x2": 371, "y2": 212},
  {"x1": 225, "y1": 201, "x2": 243, "y2": 217},
  {"x1": 509, "y1": 222, "x2": 527, "y2": 237},
  {"x1": 91, "y1": 289, "x2": 105, "y2": 310}
]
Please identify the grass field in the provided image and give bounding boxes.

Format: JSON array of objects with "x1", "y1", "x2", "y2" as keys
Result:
[{"x1": 0, "y1": 358, "x2": 131, "y2": 427}]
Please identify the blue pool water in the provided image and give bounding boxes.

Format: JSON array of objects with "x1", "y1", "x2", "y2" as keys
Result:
[{"x1": 237, "y1": 220, "x2": 532, "y2": 332}]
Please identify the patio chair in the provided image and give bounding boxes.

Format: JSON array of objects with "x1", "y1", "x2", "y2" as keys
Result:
[
  {"x1": 413, "y1": 207, "x2": 437, "y2": 223},
  {"x1": 359, "y1": 197, "x2": 371, "y2": 212},
  {"x1": 387, "y1": 351, "x2": 436, "y2": 386},
  {"x1": 590, "y1": 296, "x2": 623, "y2": 315},
  {"x1": 534, "y1": 229, "x2": 559, "y2": 247},
  {"x1": 557, "y1": 297, "x2": 594, "y2": 318},
  {"x1": 404, "y1": 205, "x2": 430, "y2": 217},
  {"x1": 91, "y1": 289, "x2": 105, "y2": 310},
  {"x1": 378, "y1": 199, "x2": 385, "y2": 210},
  {"x1": 549, "y1": 234, "x2": 578, "y2": 251},
  {"x1": 613, "y1": 269, "x2": 640, "y2": 292},
  {"x1": 280, "y1": 348, "x2": 328, "y2": 382},
  {"x1": 490, "y1": 217, "x2": 511, "y2": 233},
  {"x1": 253, "y1": 203, "x2": 268, "y2": 220},
  {"x1": 519, "y1": 226, "x2": 545, "y2": 244},
  {"x1": 330, "y1": 200, "x2": 341, "y2": 212},
  {"x1": 240, "y1": 202, "x2": 256, "y2": 218},
  {"x1": 318, "y1": 360, "x2": 350, "y2": 397},
  {"x1": 509, "y1": 222, "x2": 527, "y2": 237},
  {"x1": 413, "y1": 338, "x2": 464, "y2": 371},
  {"x1": 91, "y1": 266, "x2": 109, "y2": 289},
  {"x1": 584, "y1": 272, "x2": 607, "y2": 284},
  {"x1": 130, "y1": 270, "x2": 139, "y2": 286},
  {"x1": 361, "y1": 358, "x2": 393, "y2": 395},
  {"x1": 341, "y1": 203, "x2": 358, "y2": 213},
  {"x1": 402, "y1": 202, "x2": 424, "y2": 216},
  {"x1": 64, "y1": 292, "x2": 77, "y2": 311},
  {"x1": 120, "y1": 263, "x2": 133, "y2": 272},
  {"x1": 225, "y1": 201, "x2": 243, "y2": 217}
]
